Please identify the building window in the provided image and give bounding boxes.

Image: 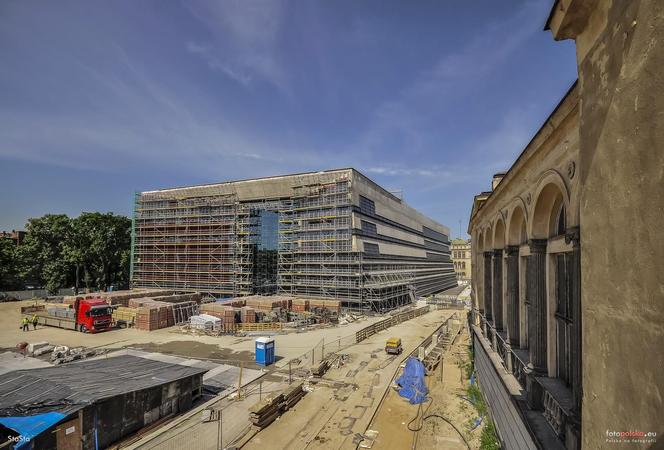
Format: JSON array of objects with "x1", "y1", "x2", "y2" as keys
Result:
[
  {"x1": 364, "y1": 242, "x2": 379, "y2": 256},
  {"x1": 359, "y1": 195, "x2": 376, "y2": 215},
  {"x1": 361, "y1": 220, "x2": 377, "y2": 236},
  {"x1": 555, "y1": 252, "x2": 573, "y2": 385},
  {"x1": 462, "y1": 261, "x2": 466, "y2": 269}
]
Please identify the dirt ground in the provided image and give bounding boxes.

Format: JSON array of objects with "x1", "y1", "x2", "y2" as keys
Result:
[
  {"x1": 243, "y1": 308, "x2": 459, "y2": 450},
  {"x1": 367, "y1": 322, "x2": 485, "y2": 450},
  {"x1": 0, "y1": 299, "x2": 385, "y2": 366}
]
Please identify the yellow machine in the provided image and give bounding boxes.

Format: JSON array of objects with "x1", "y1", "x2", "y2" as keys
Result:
[{"x1": 385, "y1": 337, "x2": 403, "y2": 355}]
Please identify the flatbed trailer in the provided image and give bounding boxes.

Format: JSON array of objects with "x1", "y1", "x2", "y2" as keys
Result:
[{"x1": 35, "y1": 313, "x2": 78, "y2": 330}]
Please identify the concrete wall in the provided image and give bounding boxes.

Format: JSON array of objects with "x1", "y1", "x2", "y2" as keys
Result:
[
  {"x1": 567, "y1": 0, "x2": 664, "y2": 445},
  {"x1": 141, "y1": 169, "x2": 353, "y2": 201}
]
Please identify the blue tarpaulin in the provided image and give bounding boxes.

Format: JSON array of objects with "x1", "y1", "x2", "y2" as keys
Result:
[
  {"x1": 396, "y1": 357, "x2": 428, "y2": 404},
  {"x1": 0, "y1": 412, "x2": 66, "y2": 449}
]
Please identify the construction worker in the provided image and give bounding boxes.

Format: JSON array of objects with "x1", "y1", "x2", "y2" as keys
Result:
[
  {"x1": 32, "y1": 314, "x2": 38, "y2": 330},
  {"x1": 21, "y1": 316, "x2": 29, "y2": 332}
]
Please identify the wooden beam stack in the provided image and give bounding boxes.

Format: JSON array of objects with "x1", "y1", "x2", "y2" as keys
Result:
[{"x1": 249, "y1": 382, "x2": 306, "y2": 429}]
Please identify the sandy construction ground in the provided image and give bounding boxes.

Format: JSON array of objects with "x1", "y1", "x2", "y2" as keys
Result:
[
  {"x1": 243, "y1": 308, "x2": 460, "y2": 450},
  {"x1": 0, "y1": 299, "x2": 386, "y2": 368}
]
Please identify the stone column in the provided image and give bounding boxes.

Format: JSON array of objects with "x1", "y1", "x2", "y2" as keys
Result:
[
  {"x1": 483, "y1": 252, "x2": 493, "y2": 322},
  {"x1": 505, "y1": 245, "x2": 520, "y2": 346},
  {"x1": 525, "y1": 239, "x2": 547, "y2": 409},
  {"x1": 492, "y1": 249, "x2": 504, "y2": 331},
  {"x1": 526, "y1": 239, "x2": 547, "y2": 373},
  {"x1": 566, "y1": 227, "x2": 582, "y2": 413}
]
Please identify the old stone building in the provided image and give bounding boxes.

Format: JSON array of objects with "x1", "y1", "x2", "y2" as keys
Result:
[
  {"x1": 451, "y1": 238, "x2": 472, "y2": 283},
  {"x1": 468, "y1": 1, "x2": 663, "y2": 449}
]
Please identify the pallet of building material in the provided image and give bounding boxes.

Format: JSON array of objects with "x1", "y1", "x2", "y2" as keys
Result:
[
  {"x1": 158, "y1": 305, "x2": 172, "y2": 328},
  {"x1": 238, "y1": 322, "x2": 282, "y2": 332},
  {"x1": 62, "y1": 296, "x2": 84, "y2": 307},
  {"x1": 291, "y1": 298, "x2": 310, "y2": 312},
  {"x1": 44, "y1": 302, "x2": 71, "y2": 310},
  {"x1": 190, "y1": 314, "x2": 221, "y2": 332},
  {"x1": 240, "y1": 307, "x2": 256, "y2": 323},
  {"x1": 136, "y1": 306, "x2": 161, "y2": 331},
  {"x1": 201, "y1": 303, "x2": 234, "y2": 313},
  {"x1": 151, "y1": 292, "x2": 202, "y2": 305},
  {"x1": 244, "y1": 297, "x2": 278, "y2": 311},
  {"x1": 113, "y1": 307, "x2": 138, "y2": 324},
  {"x1": 94, "y1": 289, "x2": 175, "y2": 307}
]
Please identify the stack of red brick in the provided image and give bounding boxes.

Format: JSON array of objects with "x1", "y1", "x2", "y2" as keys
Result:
[
  {"x1": 240, "y1": 306, "x2": 256, "y2": 323},
  {"x1": 200, "y1": 303, "x2": 237, "y2": 325},
  {"x1": 63, "y1": 289, "x2": 175, "y2": 308},
  {"x1": 130, "y1": 298, "x2": 167, "y2": 330},
  {"x1": 244, "y1": 295, "x2": 292, "y2": 311},
  {"x1": 291, "y1": 299, "x2": 310, "y2": 313}
]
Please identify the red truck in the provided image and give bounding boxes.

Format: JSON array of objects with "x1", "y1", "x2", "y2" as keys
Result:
[{"x1": 35, "y1": 298, "x2": 114, "y2": 333}]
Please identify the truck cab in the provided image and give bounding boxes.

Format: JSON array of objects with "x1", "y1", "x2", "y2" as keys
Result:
[{"x1": 76, "y1": 299, "x2": 113, "y2": 333}]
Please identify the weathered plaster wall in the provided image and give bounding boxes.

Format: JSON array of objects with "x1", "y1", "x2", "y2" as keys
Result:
[{"x1": 574, "y1": 0, "x2": 664, "y2": 446}]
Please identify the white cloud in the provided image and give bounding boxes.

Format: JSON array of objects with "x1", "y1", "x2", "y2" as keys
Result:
[
  {"x1": 184, "y1": 0, "x2": 289, "y2": 91},
  {"x1": 186, "y1": 42, "x2": 253, "y2": 85}
]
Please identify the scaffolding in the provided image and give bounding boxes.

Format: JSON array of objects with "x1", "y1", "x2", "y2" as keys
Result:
[
  {"x1": 131, "y1": 189, "x2": 239, "y2": 299},
  {"x1": 277, "y1": 176, "x2": 363, "y2": 308},
  {"x1": 131, "y1": 170, "x2": 457, "y2": 312}
]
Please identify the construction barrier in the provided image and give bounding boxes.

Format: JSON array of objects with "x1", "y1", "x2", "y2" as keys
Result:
[{"x1": 355, "y1": 306, "x2": 430, "y2": 343}]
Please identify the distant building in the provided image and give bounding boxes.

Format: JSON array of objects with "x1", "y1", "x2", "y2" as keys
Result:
[
  {"x1": 0, "y1": 230, "x2": 26, "y2": 246},
  {"x1": 0, "y1": 355, "x2": 206, "y2": 450},
  {"x1": 467, "y1": 1, "x2": 664, "y2": 449},
  {"x1": 450, "y1": 238, "x2": 471, "y2": 283}
]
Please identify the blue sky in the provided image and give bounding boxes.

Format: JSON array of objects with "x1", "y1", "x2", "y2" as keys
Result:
[{"x1": 0, "y1": 0, "x2": 577, "y2": 238}]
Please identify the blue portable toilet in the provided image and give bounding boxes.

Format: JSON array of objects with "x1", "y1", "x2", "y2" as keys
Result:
[{"x1": 255, "y1": 337, "x2": 275, "y2": 366}]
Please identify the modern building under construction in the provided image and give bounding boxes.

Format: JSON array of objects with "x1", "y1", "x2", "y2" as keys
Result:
[{"x1": 131, "y1": 168, "x2": 456, "y2": 312}]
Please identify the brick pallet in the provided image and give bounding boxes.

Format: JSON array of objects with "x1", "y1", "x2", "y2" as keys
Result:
[
  {"x1": 63, "y1": 289, "x2": 175, "y2": 308},
  {"x1": 136, "y1": 307, "x2": 160, "y2": 331},
  {"x1": 240, "y1": 307, "x2": 256, "y2": 323},
  {"x1": 291, "y1": 299, "x2": 310, "y2": 313}
]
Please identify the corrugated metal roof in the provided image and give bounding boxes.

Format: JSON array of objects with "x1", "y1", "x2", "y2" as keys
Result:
[{"x1": 0, "y1": 355, "x2": 208, "y2": 417}]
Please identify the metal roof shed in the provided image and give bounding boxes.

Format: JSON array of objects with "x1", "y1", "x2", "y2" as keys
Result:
[{"x1": 0, "y1": 355, "x2": 208, "y2": 450}]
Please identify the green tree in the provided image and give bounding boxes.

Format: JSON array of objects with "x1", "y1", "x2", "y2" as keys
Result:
[
  {"x1": 13, "y1": 213, "x2": 131, "y2": 294},
  {"x1": 70, "y1": 213, "x2": 131, "y2": 291},
  {"x1": 18, "y1": 214, "x2": 73, "y2": 294},
  {"x1": 0, "y1": 238, "x2": 23, "y2": 290}
]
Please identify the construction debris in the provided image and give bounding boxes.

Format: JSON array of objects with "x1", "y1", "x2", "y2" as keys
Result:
[
  {"x1": 50, "y1": 346, "x2": 107, "y2": 365},
  {"x1": 311, "y1": 358, "x2": 332, "y2": 377}
]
